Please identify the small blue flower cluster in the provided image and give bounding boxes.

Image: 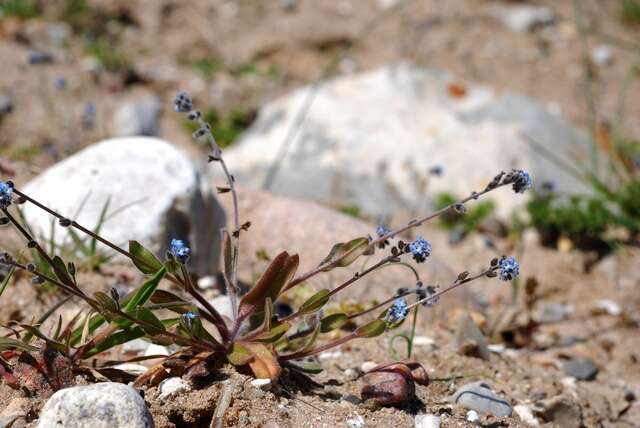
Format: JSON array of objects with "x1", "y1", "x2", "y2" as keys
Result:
[
  {"x1": 0, "y1": 181, "x2": 13, "y2": 209},
  {"x1": 173, "y1": 91, "x2": 193, "y2": 113},
  {"x1": 498, "y1": 256, "x2": 520, "y2": 281},
  {"x1": 375, "y1": 225, "x2": 391, "y2": 238},
  {"x1": 409, "y1": 236, "x2": 431, "y2": 263},
  {"x1": 169, "y1": 239, "x2": 191, "y2": 263},
  {"x1": 512, "y1": 170, "x2": 533, "y2": 194},
  {"x1": 182, "y1": 311, "x2": 197, "y2": 329},
  {"x1": 387, "y1": 297, "x2": 409, "y2": 323}
]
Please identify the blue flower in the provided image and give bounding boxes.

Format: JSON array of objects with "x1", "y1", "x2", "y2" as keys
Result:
[
  {"x1": 181, "y1": 311, "x2": 197, "y2": 329},
  {"x1": 387, "y1": 298, "x2": 409, "y2": 323},
  {"x1": 409, "y1": 236, "x2": 431, "y2": 263},
  {"x1": 0, "y1": 181, "x2": 13, "y2": 209},
  {"x1": 173, "y1": 91, "x2": 193, "y2": 113},
  {"x1": 169, "y1": 238, "x2": 191, "y2": 263},
  {"x1": 498, "y1": 256, "x2": 520, "y2": 281},
  {"x1": 512, "y1": 170, "x2": 533, "y2": 194},
  {"x1": 375, "y1": 224, "x2": 391, "y2": 249}
]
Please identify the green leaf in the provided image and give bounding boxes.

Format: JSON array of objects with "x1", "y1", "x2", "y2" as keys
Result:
[
  {"x1": 227, "y1": 342, "x2": 254, "y2": 366},
  {"x1": 320, "y1": 237, "x2": 370, "y2": 271},
  {"x1": 253, "y1": 322, "x2": 290, "y2": 343},
  {"x1": 355, "y1": 319, "x2": 387, "y2": 338},
  {"x1": 133, "y1": 307, "x2": 165, "y2": 335},
  {"x1": 0, "y1": 267, "x2": 15, "y2": 298},
  {"x1": 94, "y1": 291, "x2": 118, "y2": 312},
  {"x1": 52, "y1": 256, "x2": 74, "y2": 286},
  {"x1": 129, "y1": 240, "x2": 163, "y2": 275},
  {"x1": 239, "y1": 252, "x2": 299, "y2": 320},
  {"x1": 19, "y1": 325, "x2": 67, "y2": 353},
  {"x1": 83, "y1": 327, "x2": 146, "y2": 358},
  {"x1": 299, "y1": 289, "x2": 331, "y2": 314},
  {"x1": 70, "y1": 313, "x2": 105, "y2": 345},
  {"x1": 123, "y1": 267, "x2": 167, "y2": 312},
  {"x1": 0, "y1": 337, "x2": 39, "y2": 352},
  {"x1": 320, "y1": 313, "x2": 348, "y2": 333},
  {"x1": 284, "y1": 361, "x2": 323, "y2": 374}
]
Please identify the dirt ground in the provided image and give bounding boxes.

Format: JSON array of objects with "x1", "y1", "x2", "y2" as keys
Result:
[{"x1": 1, "y1": 0, "x2": 640, "y2": 427}]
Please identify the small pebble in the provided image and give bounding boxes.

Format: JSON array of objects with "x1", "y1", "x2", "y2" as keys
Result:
[
  {"x1": 197, "y1": 275, "x2": 217, "y2": 289},
  {"x1": 158, "y1": 377, "x2": 190, "y2": 400},
  {"x1": 344, "y1": 368, "x2": 359, "y2": 381},
  {"x1": 514, "y1": 404, "x2": 540, "y2": 426},
  {"x1": 360, "y1": 361, "x2": 378, "y2": 372},
  {"x1": 346, "y1": 414, "x2": 365, "y2": 428},
  {"x1": 415, "y1": 414, "x2": 441, "y2": 428},
  {"x1": 467, "y1": 410, "x2": 480, "y2": 423},
  {"x1": 144, "y1": 344, "x2": 170, "y2": 357},
  {"x1": 562, "y1": 359, "x2": 598, "y2": 381},
  {"x1": 341, "y1": 394, "x2": 361, "y2": 405},
  {"x1": 250, "y1": 378, "x2": 272, "y2": 391},
  {"x1": 591, "y1": 44, "x2": 614, "y2": 66},
  {"x1": 318, "y1": 350, "x2": 343, "y2": 360}
]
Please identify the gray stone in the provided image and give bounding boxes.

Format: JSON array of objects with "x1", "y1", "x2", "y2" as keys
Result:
[
  {"x1": 563, "y1": 359, "x2": 598, "y2": 381},
  {"x1": 215, "y1": 64, "x2": 590, "y2": 219},
  {"x1": 0, "y1": 93, "x2": 12, "y2": 115},
  {"x1": 21, "y1": 137, "x2": 225, "y2": 277},
  {"x1": 535, "y1": 302, "x2": 573, "y2": 323},
  {"x1": 491, "y1": 5, "x2": 556, "y2": 33},
  {"x1": 448, "y1": 381, "x2": 512, "y2": 417},
  {"x1": 455, "y1": 312, "x2": 490, "y2": 361},
  {"x1": 112, "y1": 96, "x2": 161, "y2": 137},
  {"x1": 36, "y1": 383, "x2": 154, "y2": 428}
]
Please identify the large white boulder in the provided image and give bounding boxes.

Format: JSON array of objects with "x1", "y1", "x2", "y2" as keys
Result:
[
  {"x1": 214, "y1": 63, "x2": 590, "y2": 218},
  {"x1": 21, "y1": 137, "x2": 224, "y2": 276}
]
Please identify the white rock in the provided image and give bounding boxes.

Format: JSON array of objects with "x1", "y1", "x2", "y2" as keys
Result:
[
  {"x1": 122, "y1": 338, "x2": 151, "y2": 353},
  {"x1": 514, "y1": 404, "x2": 540, "y2": 426},
  {"x1": 216, "y1": 64, "x2": 590, "y2": 219},
  {"x1": 591, "y1": 45, "x2": 614, "y2": 67},
  {"x1": 318, "y1": 350, "x2": 343, "y2": 360},
  {"x1": 377, "y1": 0, "x2": 401, "y2": 10},
  {"x1": 346, "y1": 414, "x2": 365, "y2": 428},
  {"x1": 250, "y1": 378, "x2": 272, "y2": 391},
  {"x1": 36, "y1": 383, "x2": 153, "y2": 428},
  {"x1": 112, "y1": 96, "x2": 161, "y2": 137},
  {"x1": 491, "y1": 5, "x2": 556, "y2": 33},
  {"x1": 466, "y1": 409, "x2": 480, "y2": 423},
  {"x1": 21, "y1": 137, "x2": 225, "y2": 277},
  {"x1": 360, "y1": 361, "x2": 378, "y2": 372},
  {"x1": 158, "y1": 377, "x2": 190, "y2": 400},
  {"x1": 488, "y1": 344, "x2": 506, "y2": 353},
  {"x1": 595, "y1": 299, "x2": 621, "y2": 316},
  {"x1": 113, "y1": 363, "x2": 149, "y2": 376},
  {"x1": 197, "y1": 275, "x2": 217, "y2": 289},
  {"x1": 211, "y1": 295, "x2": 234, "y2": 320},
  {"x1": 344, "y1": 368, "x2": 359, "y2": 381},
  {"x1": 144, "y1": 344, "x2": 171, "y2": 357},
  {"x1": 415, "y1": 414, "x2": 441, "y2": 428},
  {"x1": 413, "y1": 336, "x2": 436, "y2": 346}
]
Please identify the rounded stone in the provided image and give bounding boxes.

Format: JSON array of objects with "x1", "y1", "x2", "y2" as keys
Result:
[{"x1": 36, "y1": 382, "x2": 154, "y2": 428}]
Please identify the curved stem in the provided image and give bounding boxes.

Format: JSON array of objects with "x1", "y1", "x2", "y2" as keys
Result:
[{"x1": 287, "y1": 183, "x2": 509, "y2": 289}]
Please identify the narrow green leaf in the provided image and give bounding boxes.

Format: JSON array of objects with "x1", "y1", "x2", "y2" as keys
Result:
[
  {"x1": 253, "y1": 322, "x2": 290, "y2": 343},
  {"x1": 123, "y1": 267, "x2": 167, "y2": 311},
  {"x1": 129, "y1": 241, "x2": 163, "y2": 275},
  {"x1": 133, "y1": 307, "x2": 165, "y2": 335},
  {"x1": 0, "y1": 337, "x2": 39, "y2": 352},
  {"x1": 52, "y1": 256, "x2": 74, "y2": 286},
  {"x1": 355, "y1": 319, "x2": 387, "y2": 338},
  {"x1": 19, "y1": 325, "x2": 67, "y2": 353},
  {"x1": 283, "y1": 361, "x2": 323, "y2": 374},
  {"x1": 0, "y1": 267, "x2": 15, "y2": 298},
  {"x1": 299, "y1": 289, "x2": 331, "y2": 314},
  {"x1": 320, "y1": 313, "x2": 348, "y2": 333},
  {"x1": 83, "y1": 327, "x2": 146, "y2": 358}
]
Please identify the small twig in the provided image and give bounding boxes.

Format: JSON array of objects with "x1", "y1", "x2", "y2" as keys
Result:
[{"x1": 210, "y1": 376, "x2": 239, "y2": 428}]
